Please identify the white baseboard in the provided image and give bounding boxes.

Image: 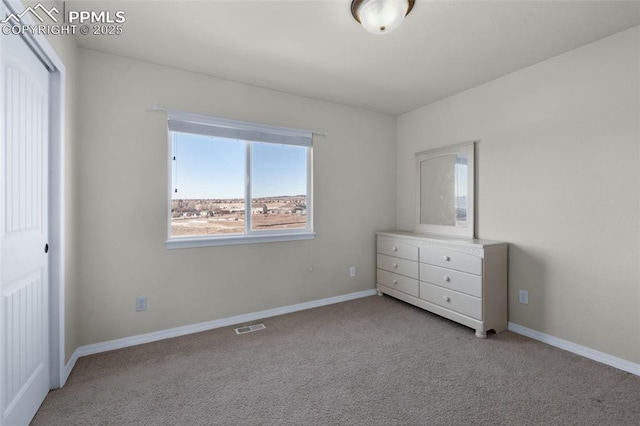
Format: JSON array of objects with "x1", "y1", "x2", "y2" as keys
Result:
[
  {"x1": 63, "y1": 289, "x2": 377, "y2": 384},
  {"x1": 508, "y1": 322, "x2": 639, "y2": 376},
  {"x1": 62, "y1": 349, "x2": 81, "y2": 386}
]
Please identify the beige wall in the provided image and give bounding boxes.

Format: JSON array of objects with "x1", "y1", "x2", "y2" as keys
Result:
[
  {"x1": 75, "y1": 49, "x2": 396, "y2": 345},
  {"x1": 397, "y1": 27, "x2": 640, "y2": 363}
]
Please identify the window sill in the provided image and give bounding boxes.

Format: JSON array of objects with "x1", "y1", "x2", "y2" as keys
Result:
[{"x1": 166, "y1": 232, "x2": 316, "y2": 250}]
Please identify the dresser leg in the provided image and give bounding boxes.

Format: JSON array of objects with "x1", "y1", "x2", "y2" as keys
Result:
[
  {"x1": 377, "y1": 290, "x2": 384, "y2": 296},
  {"x1": 475, "y1": 330, "x2": 487, "y2": 338}
]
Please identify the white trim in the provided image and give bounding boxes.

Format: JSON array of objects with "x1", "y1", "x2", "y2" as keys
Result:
[
  {"x1": 63, "y1": 290, "x2": 377, "y2": 377},
  {"x1": 47, "y1": 38, "x2": 66, "y2": 391},
  {"x1": 1, "y1": 0, "x2": 66, "y2": 389},
  {"x1": 508, "y1": 322, "x2": 640, "y2": 376},
  {"x1": 166, "y1": 231, "x2": 316, "y2": 249},
  {"x1": 63, "y1": 349, "x2": 81, "y2": 385}
]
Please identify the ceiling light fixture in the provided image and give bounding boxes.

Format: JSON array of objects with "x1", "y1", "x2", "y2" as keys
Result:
[{"x1": 351, "y1": 0, "x2": 415, "y2": 34}]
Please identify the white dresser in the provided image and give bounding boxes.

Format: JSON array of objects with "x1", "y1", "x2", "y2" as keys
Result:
[{"x1": 376, "y1": 231, "x2": 508, "y2": 338}]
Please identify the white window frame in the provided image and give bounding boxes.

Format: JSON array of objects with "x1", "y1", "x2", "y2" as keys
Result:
[{"x1": 165, "y1": 110, "x2": 314, "y2": 249}]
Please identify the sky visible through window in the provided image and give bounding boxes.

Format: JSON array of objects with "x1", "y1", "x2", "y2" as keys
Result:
[{"x1": 172, "y1": 133, "x2": 307, "y2": 199}]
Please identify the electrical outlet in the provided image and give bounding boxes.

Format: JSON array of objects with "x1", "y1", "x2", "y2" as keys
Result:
[
  {"x1": 136, "y1": 296, "x2": 147, "y2": 312},
  {"x1": 349, "y1": 266, "x2": 356, "y2": 277},
  {"x1": 519, "y1": 290, "x2": 528, "y2": 305}
]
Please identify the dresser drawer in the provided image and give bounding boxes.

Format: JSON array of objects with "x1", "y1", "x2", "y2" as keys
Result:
[
  {"x1": 420, "y1": 264, "x2": 482, "y2": 298},
  {"x1": 419, "y1": 282, "x2": 482, "y2": 320},
  {"x1": 420, "y1": 247, "x2": 482, "y2": 275},
  {"x1": 377, "y1": 238, "x2": 418, "y2": 261},
  {"x1": 377, "y1": 254, "x2": 419, "y2": 279},
  {"x1": 377, "y1": 269, "x2": 419, "y2": 297}
]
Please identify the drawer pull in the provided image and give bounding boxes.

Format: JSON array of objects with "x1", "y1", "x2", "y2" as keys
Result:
[
  {"x1": 392, "y1": 280, "x2": 398, "y2": 285},
  {"x1": 443, "y1": 276, "x2": 451, "y2": 282},
  {"x1": 443, "y1": 255, "x2": 451, "y2": 261},
  {"x1": 393, "y1": 263, "x2": 398, "y2": 268},
  {"x1": 443, "y1": 296, "x2": 451, "y2": 302},
  {"x1": 392, "y1": 246, "x2": 398, "y2": 252}
]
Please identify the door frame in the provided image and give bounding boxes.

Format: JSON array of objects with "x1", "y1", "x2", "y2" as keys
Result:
[{"x1": 0, "y1": 0, "x2": 66, "y2": 389}]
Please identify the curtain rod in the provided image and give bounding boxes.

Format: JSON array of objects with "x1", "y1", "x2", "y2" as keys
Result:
[{"x1": 151, "y1": 106, "x2": 328, "y2": 137}]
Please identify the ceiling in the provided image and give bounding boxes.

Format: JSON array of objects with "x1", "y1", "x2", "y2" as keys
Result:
[{"x1": 70, "y1": 0, "x2": 640, "y2": 115}]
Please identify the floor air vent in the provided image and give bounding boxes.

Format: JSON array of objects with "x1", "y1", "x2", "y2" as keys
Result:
[{"x1": 234, "y1": 323, "x2": 266, "y2": 335}]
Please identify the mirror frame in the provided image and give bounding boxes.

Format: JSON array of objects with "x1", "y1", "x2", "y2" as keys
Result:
[{"x1": 415, "y1": 141, "x2": 475, "y2": 239}]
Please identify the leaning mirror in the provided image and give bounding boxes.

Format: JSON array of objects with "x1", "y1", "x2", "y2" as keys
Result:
[{"x1": 415, "y1": 142, "x2": 475, "y2": 238}]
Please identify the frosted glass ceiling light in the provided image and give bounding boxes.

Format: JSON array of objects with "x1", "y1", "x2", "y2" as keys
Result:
[{"x1": 351, "y1": 0, "x2": 414, "y2": 34}]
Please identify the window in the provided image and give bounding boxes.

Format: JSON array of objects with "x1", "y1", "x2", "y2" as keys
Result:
[{"x1": 165, "y1": 110, "x2": 314, "y2": 248}]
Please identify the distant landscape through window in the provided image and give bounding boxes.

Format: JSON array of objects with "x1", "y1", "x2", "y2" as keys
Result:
[{"x1": 170, "y1": 132, "x2": 310, "y2": 238}]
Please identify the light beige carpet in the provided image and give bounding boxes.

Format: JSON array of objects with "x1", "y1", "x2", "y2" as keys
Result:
[{"x1": 32, "y1": 295, "x2": 640, "y2": 425}]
